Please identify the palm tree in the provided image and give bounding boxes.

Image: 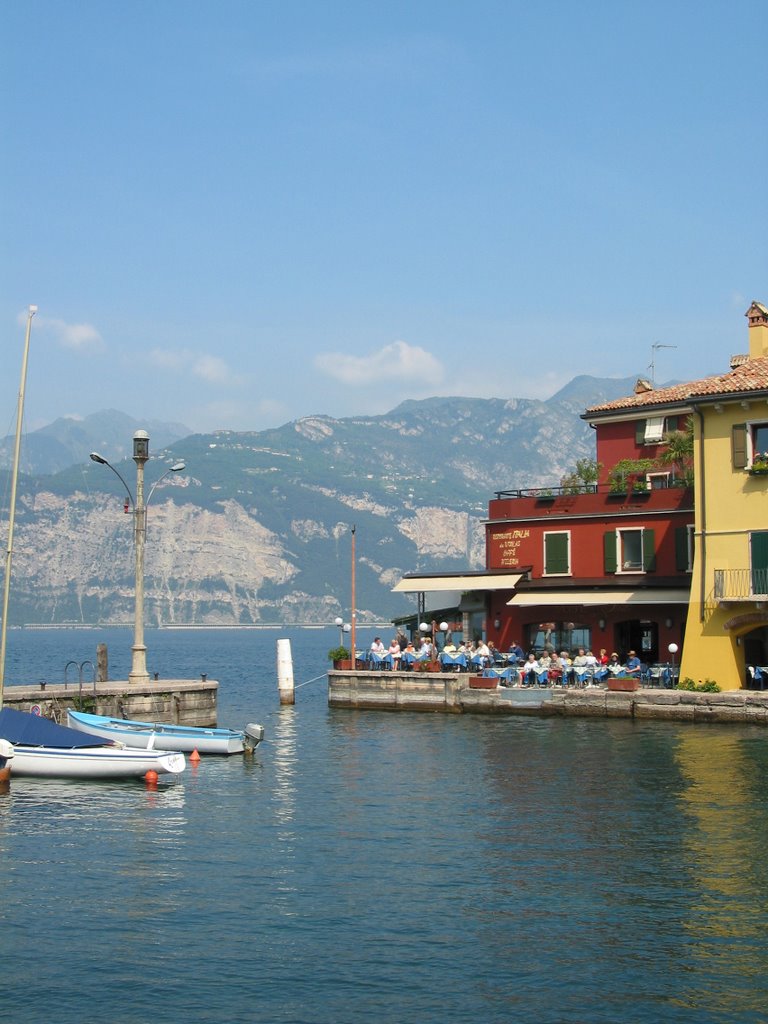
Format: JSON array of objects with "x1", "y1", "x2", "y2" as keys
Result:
[{"x1": 657, "y1": 417, "x2": 694, "y2": 485}]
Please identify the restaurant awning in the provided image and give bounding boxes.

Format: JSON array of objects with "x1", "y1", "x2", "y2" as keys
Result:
[
  {"x1": 507, "y1": 588, "x2": 690, "y2": 607},
  {"x1": 393, "y1": 572, "x2": 525, "y2": 594}
]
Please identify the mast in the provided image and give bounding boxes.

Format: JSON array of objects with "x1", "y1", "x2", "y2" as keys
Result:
[{"x1": 0, "y1": 305, "x2": 37, "y2": 708}]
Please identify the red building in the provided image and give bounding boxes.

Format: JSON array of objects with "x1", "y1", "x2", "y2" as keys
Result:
[{"x1": 395, "y1": 385, "x2": 694, "y2": 663}]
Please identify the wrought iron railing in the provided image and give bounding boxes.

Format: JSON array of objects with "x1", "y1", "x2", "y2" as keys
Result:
[
  {"x1": 493, "y1": 478, "x2": 690, "y2": 501},
  {"x1": 713, "y1": 568, "x2": 768, "y2": 601}
]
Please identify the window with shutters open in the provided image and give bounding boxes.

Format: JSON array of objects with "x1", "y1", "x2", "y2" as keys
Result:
[
  {"x1": 733, "y1": 422, "x2": 768, "y2": 469},
  {"x1": 605, "y1": 528, "x2": 656, "y2": 573}
]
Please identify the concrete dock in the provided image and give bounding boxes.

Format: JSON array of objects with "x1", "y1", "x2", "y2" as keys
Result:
[
  {"x1": 328, "y1": 670, "x2": 768, "y2": 725},
  {"x1": 1, "y1": 678, "x2": 219, "y2": 726}
]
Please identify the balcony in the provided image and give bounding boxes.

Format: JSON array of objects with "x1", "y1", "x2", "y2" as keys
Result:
[
  {"x1": 489, "y1": 481, "x2": 693, "y2": 521},
  {"x1": 713, "y1": 568, "x2": 768, "y2": 604}
]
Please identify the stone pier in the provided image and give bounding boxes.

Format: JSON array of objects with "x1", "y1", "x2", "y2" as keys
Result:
[
  {"x1": 328, "y1": 670, "x2": 768, "y2": 725},
  {"x1": 2, "y1": 678, "x2": 219, "y2": 726}
]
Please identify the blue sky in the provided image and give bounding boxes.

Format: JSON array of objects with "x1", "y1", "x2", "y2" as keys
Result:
[{"x1": 1, "y1": 0, "x2": 765, "y2": 436}]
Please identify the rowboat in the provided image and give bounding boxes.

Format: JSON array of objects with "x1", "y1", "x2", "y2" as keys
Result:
[
  {"x1": 67, "y1": 709, "x2": 264, "y2": 755},
  {"x1": 0, "y1": 708, "x2": 185, "y2": 779}
]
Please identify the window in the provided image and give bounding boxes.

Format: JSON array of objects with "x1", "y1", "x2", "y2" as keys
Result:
[
  {"x1": 732, "y1": 422, "x2": 768, "y2": 469},
  {"x1": 543, "y1": 531, "x2": 570, "y2": 576},
  {"x1": 644, "y1": 417, "x2": 665, "y2": 443},
  {"x1": 636, "y1": 416, "x2": 677, "y2": 446},
  {"x1": 604, "y1": 528, "x2": 656, "y2": 573},
  {"x1": 647, "y1": 472, "x2": 670, "y2": 489}
]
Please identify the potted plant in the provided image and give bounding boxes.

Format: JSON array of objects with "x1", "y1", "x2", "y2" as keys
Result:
[
  {"x1": 328, "y1": 645, "x2": 352, "y2": 670},
  {"x1": 749, "y1": 451, "x2": 768, "y2": 475}
]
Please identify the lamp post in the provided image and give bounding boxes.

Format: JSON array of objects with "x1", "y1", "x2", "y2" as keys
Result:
[
  {"x1": 334, "y1": 616, "x2": 344, "y2": 647},
  {"x1": 90, "y1": 432, "x2": 185, "y2": 685},
  {"x1": 668, "y1": 642, "x2": 679, "y2": 684}
]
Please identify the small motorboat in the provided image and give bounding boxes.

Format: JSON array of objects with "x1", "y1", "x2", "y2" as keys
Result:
[
  {"x1": 66, "y1": 709, "x2": 264, "y2": 755},
  {"x1": 0, "y1": 737, "x2": 13, "y2": 788},
  {"x1": 0, "y1": 708, "x2": 185, "y2": 779}
]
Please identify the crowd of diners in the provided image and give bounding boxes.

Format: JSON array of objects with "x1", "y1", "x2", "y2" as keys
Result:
[{"x1": 368, "y1": 634, "x2": 643, "y2": 686}]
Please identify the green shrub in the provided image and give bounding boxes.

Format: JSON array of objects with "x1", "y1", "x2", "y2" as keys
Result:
[
  {"x1": 676, "y1": 677, "x2": 721, "y2": 693},
  {"x1": 327, "y1": 645, "x2": 350, "y2": 662}
]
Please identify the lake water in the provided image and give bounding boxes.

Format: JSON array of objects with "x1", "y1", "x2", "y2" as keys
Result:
[{"x1": 1, "y1": 627, "x2": 767, "y2": 1024}]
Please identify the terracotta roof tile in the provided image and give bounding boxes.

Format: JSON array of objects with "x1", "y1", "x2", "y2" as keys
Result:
[{"x1": 585, "y1": 356, "x2": 768, "y2": 415}]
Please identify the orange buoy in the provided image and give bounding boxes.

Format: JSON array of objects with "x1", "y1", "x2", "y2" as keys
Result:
[
  {"x1": 144, "y1": 770, "x2": 159, "y2": 785},
  {"x1": 190, "y1": 748, "x2": 201, "y2": 763}
]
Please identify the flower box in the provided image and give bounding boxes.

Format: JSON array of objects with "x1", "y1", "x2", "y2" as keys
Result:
[
  {"x1": 607, "y1": 677, "x2": 640, "y2": 692},
  {"x1": 748, "y1": 467, "x2": 768, "y2": 476},
  {"x1": 468, "y1": 675, "x2": 498, "y2": 689},
  {"x1": 332, "y1": 659, "x2": 353, "y2": 671}
]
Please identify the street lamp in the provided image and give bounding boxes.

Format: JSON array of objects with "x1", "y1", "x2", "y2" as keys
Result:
[
  {"x1": 90, "y1": 432, "x2": 185, "y2": 685},
  {"x1": 334, "y1": 616, "x2": 344, "y2": 647},
  {"x1": 668, "y1": 642, "x2": 679, "y2": 683}
]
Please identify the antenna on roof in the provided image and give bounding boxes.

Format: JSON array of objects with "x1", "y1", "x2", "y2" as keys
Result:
[{"x1": 649, "y1": 342, "x2": 677, "y2": 386}]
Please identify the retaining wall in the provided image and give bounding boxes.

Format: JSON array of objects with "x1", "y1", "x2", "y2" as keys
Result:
[{"x1": 327, "y1": 671, "x2": 768, "y2": 725}]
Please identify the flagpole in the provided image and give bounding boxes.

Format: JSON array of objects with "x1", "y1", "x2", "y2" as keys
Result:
[
  {"x1": 350, "y1": 525, "x2": 356, "y2": 668},
  {"x1": 0, "y1": 305, "x2": 37, "y2": 708}
]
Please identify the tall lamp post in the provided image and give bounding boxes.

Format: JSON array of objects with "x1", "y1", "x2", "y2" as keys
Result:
[{"x1": 90, "y1": 431, "x2": 185, "y2": 685}]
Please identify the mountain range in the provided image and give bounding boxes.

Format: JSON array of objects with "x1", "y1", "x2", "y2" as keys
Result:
[{"x1": 1, "y1": 374, "x2": 639, "y2": 626}]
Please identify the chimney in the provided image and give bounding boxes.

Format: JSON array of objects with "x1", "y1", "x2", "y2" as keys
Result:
[
  {"x1": 746, "y1": 301, "x2": 768, "y2": 359},
  {"x1": 634, "y1": 378, "x2": 653, "y2": 394}
]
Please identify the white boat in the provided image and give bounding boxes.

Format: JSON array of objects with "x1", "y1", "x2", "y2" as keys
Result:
[
  {"x1": 67, "y1": 709, "x2": 264, "y2": 755},
  {"x1": 0, "y1": 708, "x2": 185, "y2": 779}
]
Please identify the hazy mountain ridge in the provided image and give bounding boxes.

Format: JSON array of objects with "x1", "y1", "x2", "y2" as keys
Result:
[
  {"x1": 0, "y1": 410, "x2": 192, "y2": 476},
  {"x1": 1, "y1": 377, "x2": 639, "y2": 626}
]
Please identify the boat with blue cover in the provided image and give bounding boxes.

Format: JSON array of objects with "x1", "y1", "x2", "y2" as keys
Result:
[
  {"x1": 0, "y1": 708, "x2": 186, "y2": 779},
  {"x1": 67, "y1": 709, "x2": 264, "y2": 754}
]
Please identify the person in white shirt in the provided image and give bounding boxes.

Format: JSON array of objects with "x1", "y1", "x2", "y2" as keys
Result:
[{"x1": 370, "y1": 637, "x2": 386, "y2": 656}]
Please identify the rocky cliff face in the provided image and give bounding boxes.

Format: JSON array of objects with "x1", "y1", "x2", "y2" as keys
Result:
[{"x1": 3, "y1": 377, "x2": 637, "y2": 625}]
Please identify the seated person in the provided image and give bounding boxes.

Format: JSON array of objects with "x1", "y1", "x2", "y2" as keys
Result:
[
  {"x1": 443, "y1": 640, "x2": 457, "y2": 654},
  {"x1": 387, "y1": 638, "x2": 401, "y2": 667},
  {"x1": 522, "y1": 653, "x2": 539, "y2": 685},
  {"x1": 556, "y1": 651, "x2": 573, "y2": 685},
  {"x1": 419, "y1": 637, "x2": 433, "y2": 658},
  {"x1": 606, "y1": 653, "x2": 624, "y2": 675},
  {"x1": 474, "y1": 640, "x2": 491, "y2": 666},
  {"x1": 508, "y1": 641, "x2": 525, "y2": 663},
  {"x1": 370, "y1": 637, "x2": 386, "y2": 656},
  {"x1": 625, "y1": 650, "x2": 642, "y2": 677},
  {"x1": 538, "y1": 651, "x2": 552, "y2": 670}
]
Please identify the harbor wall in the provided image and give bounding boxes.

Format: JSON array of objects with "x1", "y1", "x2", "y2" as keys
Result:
[
  {"x1": 327, "y1": 671, "x2": 768, "y2": 725},
  {"x1": 1, "y1": 679, "x2": 219, "y2": 727}
]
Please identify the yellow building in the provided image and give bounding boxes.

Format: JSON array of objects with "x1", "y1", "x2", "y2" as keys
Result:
[
  {"x1": 681, "y1": 302, "x2": 768, "y2": 688},
  {"x1": 581, "y1": 302, "x2": 768, "y2": 688}
]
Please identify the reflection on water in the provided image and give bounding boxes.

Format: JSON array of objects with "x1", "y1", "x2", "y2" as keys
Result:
[{"x1": 2, "y1": 629, "x2": 768, "y2": 1024}]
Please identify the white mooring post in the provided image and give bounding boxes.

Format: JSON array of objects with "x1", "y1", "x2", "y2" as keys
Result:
[{"x1": 277, "y1": 638, "x2": 295, "y2": 705}]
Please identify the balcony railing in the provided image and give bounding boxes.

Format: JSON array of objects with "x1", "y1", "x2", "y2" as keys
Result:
[
  {"x1": 494, "y1": 478, "x2": 690, "y2": 501},
  {"x1": 713, "y1": 568, "x2": 768, "y2": 602}
]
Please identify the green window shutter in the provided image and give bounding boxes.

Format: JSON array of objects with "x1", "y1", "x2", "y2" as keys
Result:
[
  {"x1": 545, "y1": 533, "x2": 569, "y2": 574},
  {"x1": 675, "y1": 527, "x2": 689, "y2": 571},
  {"x1": 635, "y1": 420, "x2": 646, "y2": 445},
  {"x1": 751, "y1": 532, "x2": 768, "y2": 594},
  {"x1": 603, "y1": 531, "x2": 617, "y2": 574},
  {"x1": 732, "y1": 423, "x2": 747, "y2": 469},
  {"x1": 642, "y1": 528, "x2": 656, "y2": 572}
]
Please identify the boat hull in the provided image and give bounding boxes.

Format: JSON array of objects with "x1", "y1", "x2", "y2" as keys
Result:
[
  {"x1": 66, "y1": 710, "x2": 261, "y2": 755},
  {"x1": 9, "y1": 745, "x2": 185, "y2": 779}
]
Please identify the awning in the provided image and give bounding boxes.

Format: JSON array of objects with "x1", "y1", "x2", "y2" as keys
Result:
[
  {"x1": 393, "y1": 572, "x2": 525, "y2": 594},
  {"x1": 508, "y1": 588, "x2": 690, "y2": 607}
]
